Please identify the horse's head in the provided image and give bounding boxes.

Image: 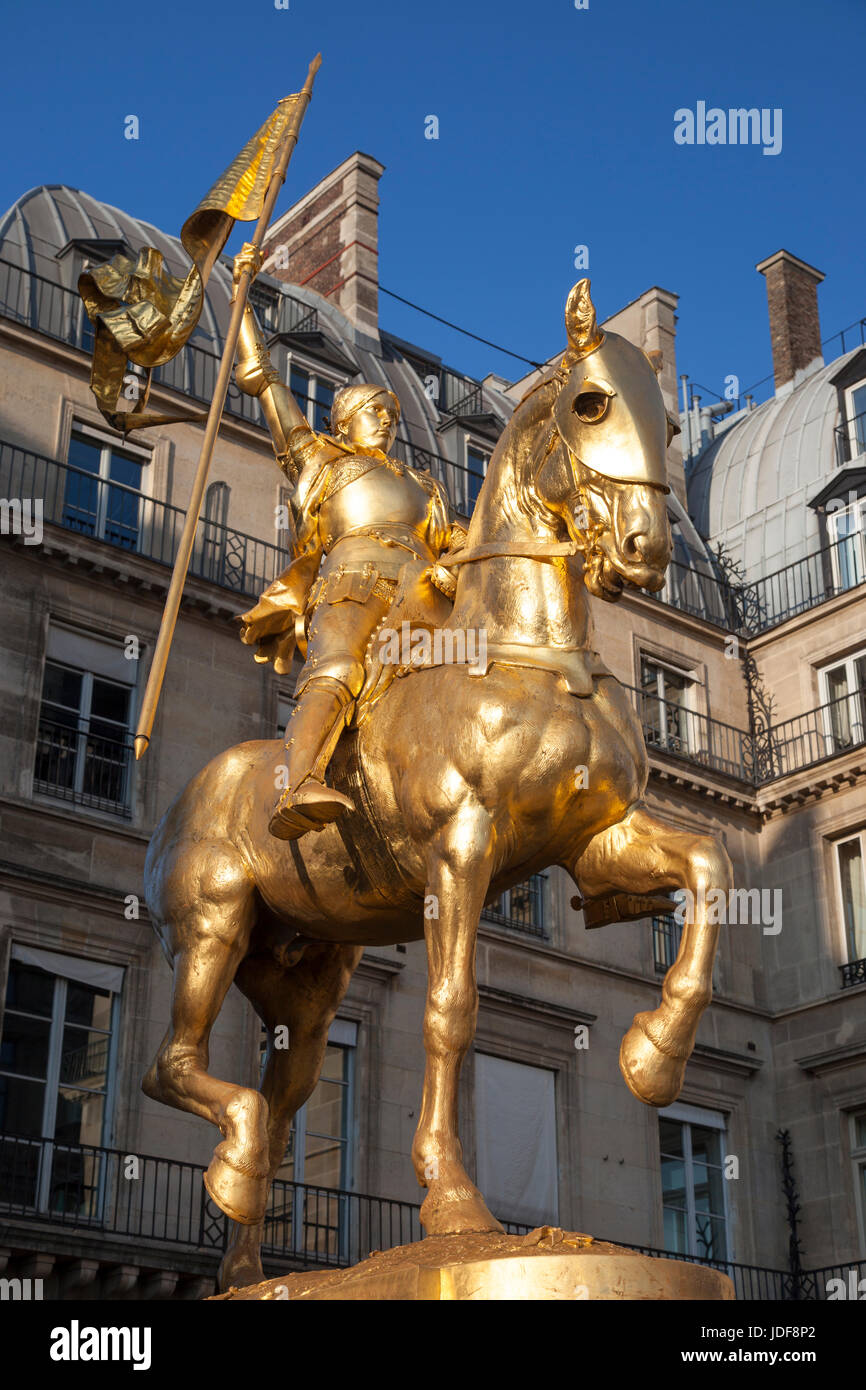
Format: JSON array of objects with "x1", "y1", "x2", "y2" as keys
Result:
[{"x1": 529, "y1": 279, "x2": 676, "y2": 601}]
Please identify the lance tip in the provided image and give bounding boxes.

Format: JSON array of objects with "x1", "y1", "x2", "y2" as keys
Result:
[{"x1": 134, "y1": 734, "x2": 150, "y2": 761}]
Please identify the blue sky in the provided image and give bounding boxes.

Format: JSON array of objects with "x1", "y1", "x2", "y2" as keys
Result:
[{"x1": 3, "y1": 0, "x2": 864, "y2": 403}]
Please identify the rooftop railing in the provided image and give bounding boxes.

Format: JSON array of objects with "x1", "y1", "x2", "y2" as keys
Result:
[
  {"x1": 1, "y1": 1134, "x2": 860, "y2": 1299},
  {"x1": 0, "y1": 438, "x2": 284, "y2": 601}
]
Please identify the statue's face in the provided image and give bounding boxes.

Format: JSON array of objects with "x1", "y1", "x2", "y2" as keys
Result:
[{"x1": 342, "y1": 398, "x2": 398, "y2": 453}]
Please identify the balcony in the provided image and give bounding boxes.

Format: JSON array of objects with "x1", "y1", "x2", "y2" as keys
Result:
[
  {"x1": 482, "y1": 874, "x2": 548, "y2": 939},
  {"x1": 0, "y1": 439, "x2": 284, "y2": 601},
  {"x1": 1, "y1": 1133, "x2": 860, "y2": 1300},
  {"x1": 627, "y1": 684, "x2": 866, "y2": 789},
  {"x1": 33, "y1": 714, "x2": 134, "y2": 819}
]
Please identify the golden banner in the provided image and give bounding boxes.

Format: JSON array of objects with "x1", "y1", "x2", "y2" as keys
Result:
[{"x1": 78, "y1": 95, "x2": 302, "y2": 434}]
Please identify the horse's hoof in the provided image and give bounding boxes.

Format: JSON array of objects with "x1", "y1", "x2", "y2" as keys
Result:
[
  {"x1": 204, "y1": 1148, "x2": 268, "y2": 1225},
  {"x1": 619, "y1": 1014, "x2": 687, "y2": 1107},
  {"x1": 218, "y1": 1247, "x2": 264, "y2": 1293},
  {"x1": 420, "y1": 1189, "x2": 504, "y2": 1237}
]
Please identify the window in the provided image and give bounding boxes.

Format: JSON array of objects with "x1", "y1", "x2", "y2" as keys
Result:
[
  {"x1": 34, "y1": 629, "x2": 135, "y2": 816},
  {"x1": 64, "y1": 429, "x2": 146, "y2": 551},
  {"x1": 820, "y1": 648, "x2": 866, "y2": 753},
  {"x1": 852, "y1": 1111, "x2": 866, "y2": 1255},
  {"x1": 290, "y1": 363, "x2": 336, "y2": 435},
  {"x1": 466, "y1": 445, "x2": 489, "y2": 512},
  {"x1": 248, "y1": 281, "x2": 281, "y2": 334},
  {"x1": 261, "y1": 1019, "x2": 356, "y2": 1263},
  {"x1": 659, "y1": 1104, "x2": 730, "y2": 1262},
  {"x1": 653, "y1": 913, "x2": 683, "y2": 973},
  {"x1": 827, "y1": 496, "x2": 866, "y2": 592},
  {"x1": 846, "y1": 381, "x2": 866, "y2": 460},
  {"x1": 837, "y1": 833, "x2": 866, "y2": 979},
  {"x1": 483, "y1": 875, "x2": 547, "y2": 939},
  {"x1": 0, "y1": 946, "x2": 122, "y2": 1217},
  {"x1": 640, "y1": 655, "x2": 696, "y2": 756},
  {"x1": 475, "y1": 1054, "x2": 558, "y2": 1227}
]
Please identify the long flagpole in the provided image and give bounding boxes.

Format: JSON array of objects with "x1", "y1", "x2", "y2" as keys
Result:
[{"x1": 134, "y1": 53, "x2": 322, "y2": 760}]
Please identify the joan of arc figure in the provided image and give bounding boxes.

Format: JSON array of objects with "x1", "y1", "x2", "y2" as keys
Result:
[{"x1": 232, "y1": 247, "x2": 465, "y2": 840}]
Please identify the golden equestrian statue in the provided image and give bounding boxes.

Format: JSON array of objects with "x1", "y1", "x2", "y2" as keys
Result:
[{"x1": 141, "y1": 276, "x2": 733, "y2": 1293}]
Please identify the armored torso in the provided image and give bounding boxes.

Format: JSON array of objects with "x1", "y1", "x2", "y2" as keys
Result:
[{"x1": 317, "y1": 453, "x2": 450, "y2": 578}]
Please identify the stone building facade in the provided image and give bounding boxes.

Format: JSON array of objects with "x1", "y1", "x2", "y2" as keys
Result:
[{"x1": 0, "y1": 160, "x2": 864, "y2": 1301}]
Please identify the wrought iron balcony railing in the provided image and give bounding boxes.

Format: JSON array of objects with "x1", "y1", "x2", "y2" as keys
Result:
[
  {"x1": 0, "y1": 439, "x2": 284, "y2": 601},
  {"x1": 34, "y1": 714, "x2": 134, "y2": 818},
  {"x1": 1, "y1": 1134, "x2": 861, "y2": 1300},
  {"x1": 482, "y1": 873, "x2": 548, "y2": 939},
  {"x1": 840, "y1": 957, "x2": 866, "y2": 988},
  {"x1": 626, "y1": 684, "x2": 866, "y2": 788}
]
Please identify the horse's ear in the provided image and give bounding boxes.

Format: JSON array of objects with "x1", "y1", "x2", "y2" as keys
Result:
[
  {"x1": 646, "y1": 349, "x2": 664, "y2": 376},
  {"x1": 564, "y1": 279, "x2": 604, "y2": 358}
]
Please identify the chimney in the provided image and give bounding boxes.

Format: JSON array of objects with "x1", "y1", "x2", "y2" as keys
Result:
[
  {"x1": 262, "y1": 151, "x2": 384, "y2": 339},
  {"x1": 755, "y1": 249, "x2": 824, "y2": 395}
]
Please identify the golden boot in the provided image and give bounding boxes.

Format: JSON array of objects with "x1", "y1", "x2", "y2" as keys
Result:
[{"x1": 270, "y1": 677, "x2": 356, "y2": 840}]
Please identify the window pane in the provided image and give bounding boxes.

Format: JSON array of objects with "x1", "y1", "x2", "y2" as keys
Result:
[
  {"x1": 60, "y1": 1027, "x2": 109, "y2": 1090},
  {"x1": 108, "y1": 450, "x2": 142, "y2": 490},
  {"x1": 855, "y1": 1113, "x2": 866, "y2": 1150},
  {"x1": 66, "y1": 982, "x2": 112, "y2": 1031},
  {"x1": 41, "y1": 662, "x2": 83, "y2": 713},
  {"x1": 0, "y1": 1073, "x2": 46, "y2": 1137},
  {"x1": 839, "y1": 838, "x2": 866, "y2": 961},
  {"x1": 90, "y1": 677, "x2": 130, "y2": 726},
  {"x1": 290, "y1": 366, "x2": 310, "y2": 404},
  {"x1": 663, "y1": 1204, "x2": 689, "y2": 1254},
  {"x1": 467, "y1": 447, "x2": 487, "y2": 509},
  {"x1": 0, "y1": 1013, "x2": 52, "y2": 1078},
  {"x1": 55, "y1": 1086, "x2": 105, "y2": 1146},
  {"x1": 68, "y1": 434, "x2": 102, "y2": 475},
  {"x1": 313, "y1": 380, "x2": 334, "y2": 434},
  {"x1": 4, "y1": 962, "x2": 54, "y2": 1017},
  {"x1": 65, "y1": 436, "x2": 101, "y2": 534}
]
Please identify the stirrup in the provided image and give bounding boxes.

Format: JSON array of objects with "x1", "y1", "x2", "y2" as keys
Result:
[{"x1": 268, "y1": 780, "x2": 355, "y2": 841}]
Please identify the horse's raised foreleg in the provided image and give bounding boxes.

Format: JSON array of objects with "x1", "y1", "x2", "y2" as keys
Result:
[
  {"x1": 142, "y1": 848, "x2": 268, "y2": 1224},
  {"x1": 412, "y1": 804, "x2": 503, "y2": 1235},
  {"x1": 218, "y1": 942, "x2": 363, "y2": 1292},
  {"x1": 574, "y1": 802, "x2": 732, "y2": 1107}
]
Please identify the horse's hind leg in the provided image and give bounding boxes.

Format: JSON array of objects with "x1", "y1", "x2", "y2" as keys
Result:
[
  {"x1": 142, "y1": 847, "x2": 269, "y2": 1224},
  {"x1": 574, "y1": 801, "x2": 732, "y2": 1107},
  {"x1": 219, "y1": 942, "x2": 363, "y2": 1292}
]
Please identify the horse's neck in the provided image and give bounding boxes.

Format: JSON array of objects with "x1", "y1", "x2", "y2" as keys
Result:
[{"x1": 450, "y1": 425, "x2": 592, "y2": 650}]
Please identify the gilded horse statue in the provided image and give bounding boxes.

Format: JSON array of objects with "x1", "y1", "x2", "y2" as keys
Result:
[{"x1": 142, "y1": 281, "x2": 732, "y2": 1290}]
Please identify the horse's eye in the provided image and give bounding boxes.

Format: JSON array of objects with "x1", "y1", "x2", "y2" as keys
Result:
[{"x1": 572, "y1": 391, "x2": 608, "y2": 423}]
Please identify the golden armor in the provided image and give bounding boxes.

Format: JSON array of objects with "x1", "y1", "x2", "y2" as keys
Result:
[{"x1": 233, "y1": 269, "x2": 464, "y2": 838}]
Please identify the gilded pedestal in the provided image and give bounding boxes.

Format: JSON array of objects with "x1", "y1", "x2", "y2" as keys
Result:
[{"x1": 212, "y1": 1229, "x2": 735, "y2": 1301}]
